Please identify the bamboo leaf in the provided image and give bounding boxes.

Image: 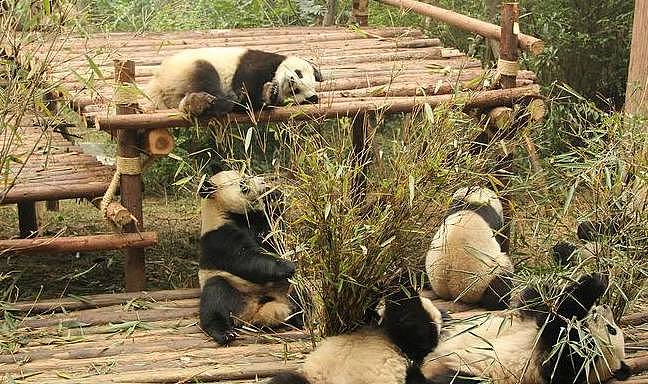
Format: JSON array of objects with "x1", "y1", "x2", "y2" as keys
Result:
[
  {"x1": 244, "y1": 127, "x2": 254, "y2": 153},
  {"x1": 408, "y1": 174, "x2": 415, "y2": 207}
]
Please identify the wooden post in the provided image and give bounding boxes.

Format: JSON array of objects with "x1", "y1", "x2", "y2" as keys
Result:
[
  {"x1": 496, "y1": 3, "x2": 520, "y2": 253},
  {"x1": 626, "y1": 0, "x2": 648, "y2": 117},
  {"x1": 352, "y1": 0, "x2": 369, "y2": 26},
  {"x1": 114, "y1": 59, "x2": 146, "y2": 292},
  {"x1": 46, "y1": 200, "x2": 59, "y2": 211},
  {"x1": 499, "y1": 3, "x2": 519, "y2": 89},
  {"x1": 351, "y1": 112, "x2": 371, "y2": 203},
  {"x1": 17, "y1": 201, "x2": 38, "y2": 238}
]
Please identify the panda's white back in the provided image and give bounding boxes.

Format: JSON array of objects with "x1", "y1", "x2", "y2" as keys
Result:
[
  {"x1": 422, "y1": 314, "x2": 543, "y2": 384},
  {"x1": 426, "y1": 210, "x2": 511, "y2": 302},
  {"x1": 302, "y1": 329, "x2": 408, "y2": 384},
  {"x1": 148, "y1": 47, "x2": 248, "y2": 108}
]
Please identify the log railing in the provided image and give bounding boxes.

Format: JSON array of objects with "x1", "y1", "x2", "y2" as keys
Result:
[{"x1": 354, "y1": 0, "x2": 544, "y2": 55}]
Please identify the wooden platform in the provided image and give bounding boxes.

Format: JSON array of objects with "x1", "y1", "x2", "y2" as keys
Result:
[
  {"x1": 40, "y1": 26, "x2": 541, "y2": 129},
  {"x1": 2, "y1": 289, "x2": 648, "y2": 383},
  {"x1": 0, "y1": 122, "x2": 113, "y2": 205}
]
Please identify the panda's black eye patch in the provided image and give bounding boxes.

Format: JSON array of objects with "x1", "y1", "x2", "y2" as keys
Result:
[
  {"x1": 239, "y1": 181, "x2": 251, "y2": 194},
  {"x1": 295, "y1": 69, "x2": 303, "y2": 79},
  {"x1": 606, "y1": 324, "x2": 617, "y2": 335}
]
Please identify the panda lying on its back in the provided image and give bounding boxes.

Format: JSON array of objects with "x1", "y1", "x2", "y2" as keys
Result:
[
  {"x1": 421, "y1": 273, "x2": 631, "y2": 383},
  {"x1": 147, "y1": 47, "x2": 323, "y2": 116},
  {"x1": 267, "y1": 291, "x2": 444, "y2": 384},
  {"x1": 198, "y1": 170, "x2": 303, "y2": 345},
  {"x1": 425, "y1": 186, "x2": 514, "y2": 309}
]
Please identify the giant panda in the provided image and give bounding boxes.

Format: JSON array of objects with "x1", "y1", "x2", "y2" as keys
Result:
[
  {"x1": 266, "y1": 290, "x2": 444, "y2": 384},
  {"x1": 147, "y1": 47, "x2": 323, "y2": 116},
  {"x1": 425, "y1": 186, "x2": 514, "y2": 309},
  {"x1": 421, "y1": 273, "x2": 631, "y2": 383},
  {"x1": 198, "y1": 170, "x2": 303, "y2": 345}
]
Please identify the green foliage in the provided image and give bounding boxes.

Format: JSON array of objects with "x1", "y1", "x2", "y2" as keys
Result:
[{"x1": 83, "y1": 0, "x2": 323, "y2": 32}]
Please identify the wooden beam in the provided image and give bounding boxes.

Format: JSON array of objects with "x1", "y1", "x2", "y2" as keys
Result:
[
  {"x1": 17, "y1": 201, "x2": 38, "y2": 238},
  {"x1": 0, "y1": 232, "x2": 158, "y2": 255},
  {"x1": 353, "y1": 0, "x2": 369, "y2": 26},
  {"x1": 625, "y1": 0, "x2": 648, "y2": 117},
  {"x1": 351, "y1": 112, "x2": 371, "y2": 203},
  {"x1": 95, "y1": 84, "x2": 542, "y2": 131},
  {"x1": 114, "y1": 59, "x2": 146, "y2": 292},
  {"x1": 499, "y1": 2, "x2": 519, "y2": 89},
  {"x1": 373, "y1": 0, "x2": 543, "y2": 55}
]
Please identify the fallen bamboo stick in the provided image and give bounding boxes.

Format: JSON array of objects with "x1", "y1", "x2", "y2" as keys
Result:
[
  {"x1": 374, "y1": 0, "x2": 544, "y2": 55},
  {"x1": 0, "y1": 232, "x2": 157, "y2": 255},
  {"x1": 95, "y1": 84, "x2": 542, "y2": 131}
]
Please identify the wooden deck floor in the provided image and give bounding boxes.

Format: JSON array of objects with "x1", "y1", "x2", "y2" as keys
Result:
[
  {"x1": 2, "y1": 289, "x2": 648, "y2": 383},
  {"x1": 39, "y1": 26, "x2": 541, "y2": 128}
]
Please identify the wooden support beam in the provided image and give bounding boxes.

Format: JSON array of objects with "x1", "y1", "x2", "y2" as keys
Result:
[
  {"x1": 0, "y1": 232, "x2": 158, "y2": 255},
  {"x1": 45, "y1": 200, "x2": 59, "y2": 211},
  {"x1": 625, "y1": 0, "x2": 648, "y2": 117},
  {"x1": 351, "y1": 112, "x2": 371, "y2": 203},
  {"x1": 353, "y1": 0, "x2": 369, "y2": 26},
  {"x1": 17, "y1": 201, "x2": 38, "y2": 238},
  {"x1": 499, "y1": 2, "x2": 519, "y2": 89},
  {"x1": 114, "y1": 59, "x2": 146, "y2": 292},
  {"x1": 373, "y1": 0, "x2": 543, "y2": 55},
  {"x1": 95, "y1": 84, "x2": 542, "y2": 131}
]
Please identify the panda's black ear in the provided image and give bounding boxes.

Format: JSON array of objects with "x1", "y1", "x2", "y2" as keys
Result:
[
  {"x1": 311, "y1": 64, "x2": 323, "y2": 82},
  {"x1": 198, "y1": 179, "x2": 216, "y2": 199}
]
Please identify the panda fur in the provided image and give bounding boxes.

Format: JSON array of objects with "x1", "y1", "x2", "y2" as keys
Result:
[
  {"x1": 198, "y1": 170, "x2": 302, "y2": 345},
  {"x1": 147, "y1": 47, "x2": 323, "y2": 116},
  {"x1": 421, "y1": 273, "x2": 631, "y2": 384},
  {"x1": 425, "y1": 186, "x2": 513, "y2": 309},
  {"x1": 266, "y1": 291, "x2": 444, "y2": 384}
]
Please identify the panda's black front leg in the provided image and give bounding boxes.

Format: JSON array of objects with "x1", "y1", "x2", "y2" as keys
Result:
[
  {"x1": 229, "y1": 247, "x2": 296, "y2": 284},
  {"x1": 556, "y1": 272, "x2": 607, "y2": 321},
  {"x1": 200, "y1": 276, "x2": 243, "y2": 345}
]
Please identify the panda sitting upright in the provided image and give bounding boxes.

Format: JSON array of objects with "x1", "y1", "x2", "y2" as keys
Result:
[
  {"x1": 198, "y1": 170, "x2": 302, "y2": 345},
  {"x1": 147, "y1": 47, "x2": 323, "y2": 117},
  {"x1": 425, "y1": 186, "x2": 514, "y2": 309}
]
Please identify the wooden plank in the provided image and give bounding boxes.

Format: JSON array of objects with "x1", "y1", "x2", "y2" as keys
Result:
[
  {"x1": 95, "y1": 84, "x2": 542, "y2": 131},
  {"x1": 0, "y1": 232, "x2": 158, "y2": 255}
]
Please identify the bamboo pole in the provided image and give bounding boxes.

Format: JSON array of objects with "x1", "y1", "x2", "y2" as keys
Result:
[
  {"x1": 374, "y1": 0, "x2": 543, "y2": 55},
  {"x1": 114, "y1": 59, "x2": 146, "y2": 292},
  {"x1": 0, "y1": 232, "x2": 158, "y2": 255},
  {"x1": 95, "y1": 84, "x2": 541, "y2": 131}
]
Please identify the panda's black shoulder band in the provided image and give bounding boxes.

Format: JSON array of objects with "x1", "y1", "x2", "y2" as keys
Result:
[{"x1": 446, "y1": 202, "x2": 503, "y2": 232}]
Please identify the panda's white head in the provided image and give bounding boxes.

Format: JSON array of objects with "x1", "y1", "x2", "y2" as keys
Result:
[
  {"x1": 266, "y1": 56, "x2": 322, "y2": 106},
  {"x1": 198, "y1": 170, "x2": 270, "y2": 235},
  {"x1": 584, "y1": 304, "x2": 631, "y2": 382}
]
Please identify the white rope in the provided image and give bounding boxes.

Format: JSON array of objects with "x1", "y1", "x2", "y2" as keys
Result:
[{"x1": 100, "y1": 156, "x2": 142, "y2": 218}]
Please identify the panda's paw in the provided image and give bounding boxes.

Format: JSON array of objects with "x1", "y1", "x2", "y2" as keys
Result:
[
  {"x1": 212, "y1": 329, "x2": 238, "y2": 345},
  {"x1": 179, "y1": 92, "x2": 215, "y2": 116},
  {"x1": 273, "y1": 259, "x2": 296, "y2": 280},
  {"x1": 580, "y1": 272, "x2": 608, "y2": 294}
]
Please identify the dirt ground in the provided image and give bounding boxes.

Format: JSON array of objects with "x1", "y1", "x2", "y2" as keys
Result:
[{"x1": 0, "y1": 196, "x2": 201, "y2": 301}]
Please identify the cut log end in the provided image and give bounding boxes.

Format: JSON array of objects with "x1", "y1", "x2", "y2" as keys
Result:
[
  {"x1": 105, "y1": 201, "x2": 135, "y2": 226},
  {"x1": 145, "y1": 127, "x2": 175, "y2": 155}
]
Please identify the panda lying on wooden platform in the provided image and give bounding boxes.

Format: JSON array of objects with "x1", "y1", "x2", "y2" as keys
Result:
[
  {"x1": 147, "y1": 47, "x2": 323, "y2": 116},
  {"x1": 267, "y1": 291, "x2": 445, "y2": 384},
  {"x1": 421, "y1": 273, "x2": 631, "y2": 383},
  {"x1": 198, "y1": 170, "x2": 304, "y2": 345}
]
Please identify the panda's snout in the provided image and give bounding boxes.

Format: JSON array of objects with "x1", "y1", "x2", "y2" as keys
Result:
[{"x1": 305, "y1": 94, "x2": 319, "y2": 104}]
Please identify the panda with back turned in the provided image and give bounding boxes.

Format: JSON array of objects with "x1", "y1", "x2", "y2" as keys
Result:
[
  {"x1": 147, "y1": 47, "x2": 323, "y2": 116},
  {"x1": 198, "y1": 170, "x2": 303, "y2": 345},
  {"x1": 425, "y1": 186, "x2": 514, "y2": 309}
]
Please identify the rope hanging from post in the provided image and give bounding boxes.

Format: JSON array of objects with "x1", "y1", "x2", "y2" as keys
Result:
[
  {"x1": 497, "y1": 59, "x2": 519, "y2": 77},
  {"x1": 100, "y1": 156, "x2": 142, "y2": 225}
]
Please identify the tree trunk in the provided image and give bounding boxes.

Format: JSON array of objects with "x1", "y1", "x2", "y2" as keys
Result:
[{"x1": 323, "y1": 0, "x2": 337, "y2": 26}]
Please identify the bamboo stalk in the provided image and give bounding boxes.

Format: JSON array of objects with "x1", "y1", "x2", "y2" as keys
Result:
[
  {"x1": 95, "y1": 84, "x2": 541, "y2": 131},
  {"x1": 0, "y1": 232, "x2": 158, "y2": 255},
  {"x1": 374, "y1": 0, "x2": 543, "y2": 55}
]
